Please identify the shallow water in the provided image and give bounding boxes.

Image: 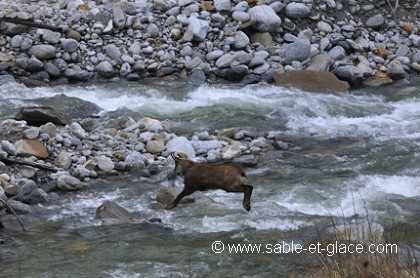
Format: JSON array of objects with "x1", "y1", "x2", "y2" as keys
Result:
[{"x1": 1, "y1": 80, "x2": 419, "y2": 277}]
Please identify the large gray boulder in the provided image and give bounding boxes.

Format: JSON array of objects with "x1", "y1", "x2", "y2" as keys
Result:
[
  {"x1": 165, "y1": 136, "x2": 195, "y2": 158},
  {"x1": 15, "y1": 106, "x2": 70, "y2": 126},
  {"x1": 247, "y1": 5, "x2": 281, "y2": 32}
]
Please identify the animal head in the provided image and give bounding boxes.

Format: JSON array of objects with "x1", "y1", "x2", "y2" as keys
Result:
[
  {"x1": 170, "y1": 151, "x2": 189, "y2": 162},
  {"x1": 171, "y1": 152, "x2": 193, "y2": 175}
]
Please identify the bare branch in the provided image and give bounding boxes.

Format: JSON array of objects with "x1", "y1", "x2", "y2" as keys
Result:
[{"x1": 0, "y1": 198, "x2": 26, "y2": 232}]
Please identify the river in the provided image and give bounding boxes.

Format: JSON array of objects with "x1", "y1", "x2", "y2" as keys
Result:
[{"x1": 0, "y1": 79, "x2": 419, "y2": 277}]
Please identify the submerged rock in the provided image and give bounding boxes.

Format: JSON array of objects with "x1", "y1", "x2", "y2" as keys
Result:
[{"x1": 96, "y1": 200, "x2": 136, "y2": 223}]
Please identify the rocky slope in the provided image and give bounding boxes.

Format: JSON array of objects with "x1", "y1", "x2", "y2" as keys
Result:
[{"x1": 0, "y1": 0, "x2": 419, "y2": 88}]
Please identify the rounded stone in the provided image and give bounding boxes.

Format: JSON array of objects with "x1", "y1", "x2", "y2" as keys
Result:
[
  {"x1": 28, "y1": 45, "x2": 56, "y2": 60},
  {"x1": 285, "y1": 3, "x2": 311, "y2": 19}
]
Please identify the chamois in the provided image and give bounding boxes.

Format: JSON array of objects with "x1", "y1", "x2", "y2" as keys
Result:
[{"x1": 166, "y1": 152, "x2": 253, "y2": 211}]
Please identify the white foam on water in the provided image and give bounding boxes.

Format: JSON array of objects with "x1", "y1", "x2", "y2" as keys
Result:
[
  {"x1": 4, "y1": 82, "x2": 420, "y2": 143},
  {"x1": 4, "y1": 83, "x2": 419, "y2": 233},
  {"x1": 284, "y1": 95, "x2": 420, "y2": 141},
  {"x1": 244, "y1": 218, "x2": 308, "y2": 231},
  {"x1": 103, "y1": 263, "x2": 141, "y2": 278},
  {"x1": 46, "y1": 189, "x2": 122, "y2": 226},
  {"x1": 363, "y1": 175, "x2": 420, "y2": 197}
]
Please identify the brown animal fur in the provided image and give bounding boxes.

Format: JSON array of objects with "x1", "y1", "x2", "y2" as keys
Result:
[{"x1": 166, "y1": 152, "x2": 253, "y2": 211}]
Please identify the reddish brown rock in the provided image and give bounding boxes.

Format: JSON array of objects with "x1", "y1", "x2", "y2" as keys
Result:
[
  {"x1": 363, "y1": 71, "x2": 393, "y2": 87},
  {"x1": 15, "y1": 139, "x2": 49, "y2": 159},
  {"x1": 273, "y1": 70, "x2": 350, "y2": 94}
]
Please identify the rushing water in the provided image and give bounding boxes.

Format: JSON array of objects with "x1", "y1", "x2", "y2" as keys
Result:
[{"x1": 1, "y1": 79, "x2": 420, "y2": 277}]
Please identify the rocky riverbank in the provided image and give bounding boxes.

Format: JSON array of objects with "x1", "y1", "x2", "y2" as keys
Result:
[
  {"x1": 0, "y1": 105, "x2": 290, "y2": 219},
  {"x1": 0, "y1": 0, "x2": 419, "y2": 89}
]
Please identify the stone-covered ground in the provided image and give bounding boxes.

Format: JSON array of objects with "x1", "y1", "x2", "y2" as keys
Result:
[{"x1": 0, "y1": 0, "x2": 419, "y2": 88}]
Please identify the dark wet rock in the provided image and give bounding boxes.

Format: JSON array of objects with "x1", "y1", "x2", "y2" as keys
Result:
[
  {"x1": 96, "y1": 200, "x2": 137, "y2": 223},
  {"x1": 64, "y1": 67, "x2": 91, "y2": 81},
  {"x1": 273, "y1": 70, "x2": 349, "y2": 94},
  {"x1": 27, "y1": 57, "x2": 44, "y2": 72},
  {"x1": 241, "y1": 74, "x2": 262, "y2": 85},
  {"x1": 334, "y1": 65, "x2": 365, "y2": 85},
  {"x1": 156, "y1": 188, "x2": 175, "y2": 206},
  {"x1": 187, "y1": 69, "x2": 206, "y2": 86},
  {"x1": 44, "y1": 62, "x2": 61, "y2": 78},
  {"x1": 13, "y1": 179, "x2": 48, "y2": 205},
  {"x1": 15, "y1": 106, "x2": 70, "y2": 126},
  {"x1": 5, "y1": 199, "x2": 32, "y2": 214},
  {"x1": 36, "y1": 95, "x2": 102, "y2": 120},
  {"x1": 224, "y1": 65, "x2": 250, "y2": 81},
  {"x1": 21, "y1": 78, "x2": 48, "y2": 88}
]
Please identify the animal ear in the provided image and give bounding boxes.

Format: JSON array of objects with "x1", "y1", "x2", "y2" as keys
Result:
[{"x1": 171, "y1": 152, "x2": 188, "y2": 161}]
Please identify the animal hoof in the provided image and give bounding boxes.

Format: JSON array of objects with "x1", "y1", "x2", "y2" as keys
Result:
[
  {"x1": 165, "y1": 204, "x2": 175, "y2": 210},
  {"x1": 243, "y1": 203, "x2": 251, "y2": 212}
]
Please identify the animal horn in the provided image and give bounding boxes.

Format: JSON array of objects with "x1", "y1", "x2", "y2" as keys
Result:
[{"x1": 171, "y1": 152, "x2": 188, "y2": 160}]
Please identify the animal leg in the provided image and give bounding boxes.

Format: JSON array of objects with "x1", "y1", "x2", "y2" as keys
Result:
[
  {"x1": 242, "y1": 185, "x2": 253, "y2": 212},
  {"x1": 223, "y1": 185, "x2": 253, "y2": 212},
  {"x1": 165, "y1": 187, "x2": 195, "y2": 210}
]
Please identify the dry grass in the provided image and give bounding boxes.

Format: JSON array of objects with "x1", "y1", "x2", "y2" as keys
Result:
[{"x1": 308, "y1": 204, "x2": 420, "y2": 278}]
